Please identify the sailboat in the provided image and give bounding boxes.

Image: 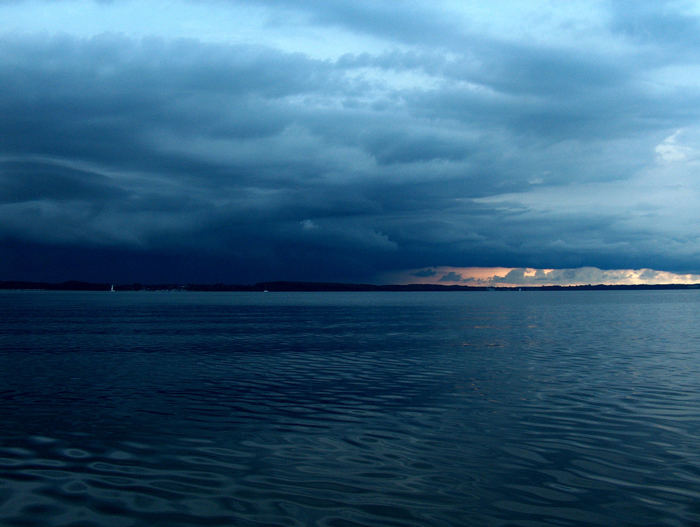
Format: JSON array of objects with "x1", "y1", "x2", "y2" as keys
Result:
[{"x1": 110, "y1": 284, "x2": 115, "y2": 292}]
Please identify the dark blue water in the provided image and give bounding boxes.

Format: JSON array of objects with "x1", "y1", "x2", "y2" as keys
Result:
[{"x1": 1, "y1": 290, "x2": 700, "y2": 526}]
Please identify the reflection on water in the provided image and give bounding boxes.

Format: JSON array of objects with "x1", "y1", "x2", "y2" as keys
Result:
[{"x1": 1, "y1": 290, "x2": 700, "y2": 525}]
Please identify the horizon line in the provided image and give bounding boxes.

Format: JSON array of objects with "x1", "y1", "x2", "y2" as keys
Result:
[{"x1": 3, "y1": 279, "x2": 700, "y2": 292}]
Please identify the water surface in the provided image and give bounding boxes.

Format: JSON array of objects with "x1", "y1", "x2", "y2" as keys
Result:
[{"x1": 1, "y1": 290, "x2": 700, "y2": 525}]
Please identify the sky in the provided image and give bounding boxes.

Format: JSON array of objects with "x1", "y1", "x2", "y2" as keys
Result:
[{"x1": 2, "y1": 0, "x2": 700, "y2": 285}]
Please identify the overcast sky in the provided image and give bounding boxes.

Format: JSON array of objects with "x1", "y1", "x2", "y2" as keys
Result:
[{"x1": 3, "y1": 0, "x2": 700, "y2": 285}]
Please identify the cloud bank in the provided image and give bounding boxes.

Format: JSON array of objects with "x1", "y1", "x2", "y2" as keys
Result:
[
  {"x1": 394, "y1": 266, "x2": 700, "y2": 287},
  {"x1": 2, "y1": 1, "x2": 700, "y2": 282}
]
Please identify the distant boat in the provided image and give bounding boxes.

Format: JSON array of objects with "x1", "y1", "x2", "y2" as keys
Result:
[{"x1": 110, "y1": 284, "x2": 115, "y2": 292}]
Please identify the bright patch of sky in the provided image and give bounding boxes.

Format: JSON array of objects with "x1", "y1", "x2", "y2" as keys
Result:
[
  {"x1": 1, "y1": 0, "x2": 390, "y2": 59},
  {"x1": 392, "y1": 266, "x2": 700, "y2": 287}
]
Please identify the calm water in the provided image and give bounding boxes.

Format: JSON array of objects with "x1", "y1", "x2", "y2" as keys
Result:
[{"x1": 1, "y1": 290, "x2": 700, "y2": 526}]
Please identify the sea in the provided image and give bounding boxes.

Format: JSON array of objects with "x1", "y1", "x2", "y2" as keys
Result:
[{"x1": 1, "y1": 290, "x2": 699, "y2": 526}]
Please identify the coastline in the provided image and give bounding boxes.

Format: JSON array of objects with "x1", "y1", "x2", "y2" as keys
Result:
[{"x1": 2, "y1": 280, "x2": 700, "y2": 292}]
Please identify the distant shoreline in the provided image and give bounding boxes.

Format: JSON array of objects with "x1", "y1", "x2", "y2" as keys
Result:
[{"x1": 2, "y1": 280, "x2": 700, "y2": 292}]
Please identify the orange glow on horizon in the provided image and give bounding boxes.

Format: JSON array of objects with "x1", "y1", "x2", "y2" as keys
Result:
[{"x1": 383, "y1": 266, "x2": 700, "y2": 287}]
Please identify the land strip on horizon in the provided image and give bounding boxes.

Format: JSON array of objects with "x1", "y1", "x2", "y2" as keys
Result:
[{"x1": 2, "y1": 281, "x2": 700, "y2": 292}]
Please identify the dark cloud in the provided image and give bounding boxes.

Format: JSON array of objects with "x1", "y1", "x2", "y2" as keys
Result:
[
  {"x1": 438, "y1": 271, "x2": 463, "y2": 283},
  {"x1": 269, "y1": 0, "x2": 466, "y2": 49},
  {"x1": 411, "y1": 268, "x2": 437, "y2": 278},
  {"x1": 609, "y1": 0, "x2": 700, "y2": 52},
  {"x1": 2, "y1": 2, "x2": 700, "y2": 282},
  {"x1": 0, "y1": 159, "x2": 128, "y2": 204}
]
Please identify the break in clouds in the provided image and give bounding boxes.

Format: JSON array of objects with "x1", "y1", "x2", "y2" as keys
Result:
[
  {"x1": 2, "y1": 0, "x2": 700, "y2": 283},
  {"x1": 395, "y1": 266, "x2": 700, "y2": 287}
]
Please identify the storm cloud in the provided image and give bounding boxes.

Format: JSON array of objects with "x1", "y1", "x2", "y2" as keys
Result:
[{"x1": 2, "y1": 0, "x2": 700, "y2": 283}]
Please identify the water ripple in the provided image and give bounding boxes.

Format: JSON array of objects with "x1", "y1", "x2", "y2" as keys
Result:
[{"x1": 2, "y1": 291, "x2": 700, "y2": 525}]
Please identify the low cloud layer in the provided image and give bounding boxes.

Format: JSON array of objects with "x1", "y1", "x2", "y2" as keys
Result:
[
  {"x1": 394, "y1": 266, "x2": 700, "y2": 287},
  {"x1": 2, "y1": 1, "x2": 700, "y2": 282}
]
